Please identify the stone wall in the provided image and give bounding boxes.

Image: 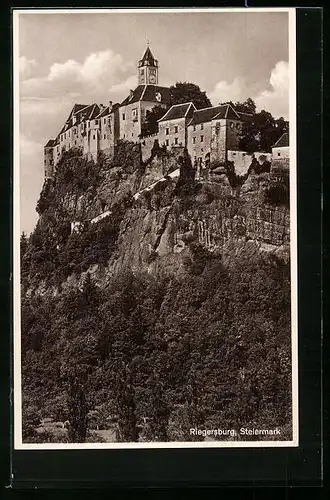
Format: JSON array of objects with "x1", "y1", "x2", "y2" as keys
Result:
[
  {"x1": 44, "y1": 147, "x2": 54, "y2": 179},
  {"x1": 158, "y1": 117, "x2": 186, "y2": 148},
  {"x1": 210, "y1": 119, "x2": 226, "y2": 163},
  {"x1": 187, "y1": 121, "x2": 212, "y2": 162}
]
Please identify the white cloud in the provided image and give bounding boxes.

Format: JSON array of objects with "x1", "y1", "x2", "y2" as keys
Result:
[
  {"x1": 255, "y1": 61, "x2": 289, "y2": 119},
  {"x1": 19, "y1": 56, "x2": 38, "y2": 80},
  {"x1": 109, "y1": 74, "x2": 137, "y2": 96},
  {"x1": 21, "y1": 49, "x2": 134, "y2": 100},
  {"x1": 209, "y1": 60, "x2": 289, "y2": 119},
  {"x1": 209, "y1": 77, "x2": 247, "y2": 106}
]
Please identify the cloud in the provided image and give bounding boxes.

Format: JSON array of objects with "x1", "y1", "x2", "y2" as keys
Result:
[
  {"x1": 19, "y1": 56, "x2": 38, "y2": 80},
  {"x1": 255, "y1": 61, "x2": 289, "y2": 119},
  {"x1": 109, "y1": 74, "x2": 137, "y2": 96},
  {"x1": 20, "y1": 49, "x2": 134, "y2": 100},
  {"x1": 209, "y1": 60, "x2": 289, "y2": 119},
  {"x1": 209, "y1": 77, "x2": 247, "y2": 105}
]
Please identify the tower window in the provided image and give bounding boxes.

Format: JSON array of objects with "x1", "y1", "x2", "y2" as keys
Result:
[
  {"x1": 104, "y1": 134, "x2": 106, "y2": 139},
  {"x1": 174, "y1": 126, "x2": 178, "y2": 133},
  {"x1": 122, "y1": 113, "x2": 126, "y2": 121},
  {"x1": 174, "y1": 137, "x2": 178, "y2": 145},
  {"x1": 95, "y1": 119, "x2": 99, "y2": 125},
  {"x1": 200, "y1": 123, "x2": 204, "y2": 130},
  {"x1": 165, "y1": 139, "x2": 169, "y2": 146},
  {"x1": 200, "y1": 135, "x2": 204, "y2": 143},
  {"x1": 193, "y1": 125, "x2": 196, "y2": 132},
  {"x1": 166, "y1": 128, "x2": 169, "y2": 135},
  {"x1": 93, "y1": 134, "x2": 95, "y2": 140},
  {"x1": 192, "y1": 137, "x2": 196, "y2": 144}
]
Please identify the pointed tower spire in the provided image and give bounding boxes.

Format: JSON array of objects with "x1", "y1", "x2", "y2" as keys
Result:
[{"x1": 138, "y1": 44, "x2": 158, "y2": 85}]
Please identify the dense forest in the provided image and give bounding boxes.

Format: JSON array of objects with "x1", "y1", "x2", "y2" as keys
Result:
[{"x1": 21, "y1": 240, "x2": 291, "y2": 443}]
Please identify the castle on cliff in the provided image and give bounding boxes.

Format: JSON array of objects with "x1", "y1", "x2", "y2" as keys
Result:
[{"x1": 44, "y1": 46, "x2": 288, "y2": 180}]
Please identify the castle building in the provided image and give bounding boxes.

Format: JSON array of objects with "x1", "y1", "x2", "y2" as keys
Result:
[
  {"x1": 158, "y1": 102, "x2": 196, "y2": 148},
  {"x1": 44, "y1": 139, "x2": 56, "y2": 179},
  {"x1": 44, "y1": 100, "x2": 120, "y2": 178},
  {"x1": 187, "y1": 104, "x2": 250, "y2": 167},
  {"x1": 119, "y1": 46, "x2": 171, "y2": 142},
  {"x1": 43, "y1": 45, "x2": 256, "y2": 182}
]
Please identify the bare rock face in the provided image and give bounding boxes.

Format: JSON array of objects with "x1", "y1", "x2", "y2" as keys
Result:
[{"x1": 29, "y1": 149, "x2": 290, "y2": 296}]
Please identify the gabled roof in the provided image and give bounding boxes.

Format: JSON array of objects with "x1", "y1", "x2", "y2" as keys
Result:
[
  {"x1": 188, "y1": 104, "x2": 240, "y2": 126},
  {"x1": 44, "y1": 139, "x2": 55, "y2": 148},
  {"x1": 95, "y1": 102, "x2": 120, "y2": 119},
  {"x1": 68, "y1": 104, "x2": 89, "y2": 120},
  {"x1": 237, "y1": 111, "x2": 254, "y2": 122},
  {"x1": 273, "y1": 132, "x2": 289, "y2": 148},
  {"x1": 139, "y1": 46, "x2": 157, "y2": 66},
  {"x1": 59, "y1": 103, "x2": 102, "y2": 134},
  {"x1": 158, "y1": 102, "x2": 196, "y2": 122},
  {"x1": 120, "y1": 85, "x2": 171, "y2": 106}
]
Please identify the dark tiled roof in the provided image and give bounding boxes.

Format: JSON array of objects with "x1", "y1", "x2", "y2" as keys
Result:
[
  {"x1": 273, "y1": 132, "x2": 289, "y2": 148},
  {"x1": 188, "y1": 104, "x2": 238, "y2": 126},
  {"x1": 139, "y1": 46, "x2": 157, "y2": 66},
  {"x1": 121, "y1": 85, "x2": 145, "y2": 106},
  {"x1": 44, "y1": 139, "x2": 55, "y2": 148},
  {"x1": 70, "y1": 104, "x2": 89, "y2": 117},
  {"x1": 237, "y1": 111, "x2": 254, "y2": 122},
  {"x1": 121, "y1": 85, "x2": 171, "y2": 106},
  {"x1": 158, "y1": 102, "x2": 196, "y2": 122},
  {"x1": 188, "y1": 104, "x2": 241, "y2": 126},
  {"x1": 59, "y1": 103, "x2": 101, "y2": 134},
  {"x1": 96, "y1": 102, "x2": 120, "y2": 119}
]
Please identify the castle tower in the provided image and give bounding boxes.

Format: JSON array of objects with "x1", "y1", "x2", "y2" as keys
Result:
[{"x1": 138, "y1": 45, "x2": 158, "y2": 85}]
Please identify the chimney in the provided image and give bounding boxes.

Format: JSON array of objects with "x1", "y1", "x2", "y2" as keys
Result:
[
  {"x1": 99, "y1": 103, "x2": 104, "y2": 111},
  {"x1": 129, "y1": 89, "x2": 134, "y2": 100},
  {"x1": 109, "y1": 100, "x2": 113, "y2": 113},
  {"x1": 72, "y1": 114, "x2": 77, "y2": 125}
]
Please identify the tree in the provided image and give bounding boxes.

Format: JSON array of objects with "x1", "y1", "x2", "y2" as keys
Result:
[
  {"x1": 234, "y1": 97, "x2": 256, "y2": 115},
  {"x1": 67, "y1": 377, "x2": 89, "y2": 443},
  {"x1": 140, "y1": 105, "x2": 167, "y2": 137},
  {"x1": 233, "y1": 99, "x2": 289, "y2": 153},
  {"x1": 169, "y1": 82, "x2": 211, "y2": 109}
]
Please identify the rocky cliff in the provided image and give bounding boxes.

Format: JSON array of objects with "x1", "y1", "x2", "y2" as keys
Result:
[{"x1": 22, "y1": 142, "x2": 290, "y2": 294}]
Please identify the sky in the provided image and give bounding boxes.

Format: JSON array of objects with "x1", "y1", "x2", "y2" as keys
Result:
[{"x1": 17, "y1": 9, "x2": 290, "y2": 235}]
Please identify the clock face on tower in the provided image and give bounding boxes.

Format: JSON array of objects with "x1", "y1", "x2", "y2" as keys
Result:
[{"x1": 149, "y1": 68, "x2": 157, "y2": 84}]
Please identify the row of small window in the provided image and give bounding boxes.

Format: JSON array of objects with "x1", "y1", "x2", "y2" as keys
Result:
[
  {"x1": 164, "y1": 138, "x2": 181, "y2": 146},
  {"x1": 192, "y1": 135, "x2": 204, "y2": 144},
  {"x1": 192, "y1": 124, "x2": 204, "y2": 132},
  {"x1": 122, "y1": 109, "x2": 138, "y2": 121},
  {"x1": 60, "y1": 118, "x2": 111, "y2": 141},
  {"x1": 165, "y1": 126, "x2": 179, "y2": 135}
]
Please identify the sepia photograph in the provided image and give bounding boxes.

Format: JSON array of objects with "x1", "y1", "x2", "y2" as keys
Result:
[{"x1": 13, "y1": 7, "x2": 297, "y2": 449}]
